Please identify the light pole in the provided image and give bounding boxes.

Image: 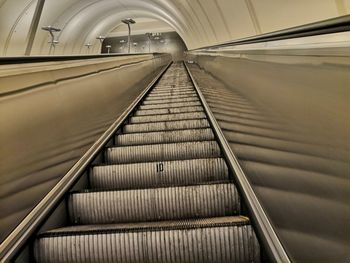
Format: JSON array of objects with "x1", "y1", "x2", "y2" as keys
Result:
[
  {"x1": 41, "y1": 26, "x2": 61, "y2": 55},
  {"x1": 106, "y1": 45, "x2": 112, "y2": 54},
  {"x1": 96, "y1": 36, "x2": 105, "y2": 53},
  {"x1": 145, "y1": 32, "x2": 152, "y2": 53},
  {"x1": 121, "y1": 18, "x2": 136, "y2": 53}
]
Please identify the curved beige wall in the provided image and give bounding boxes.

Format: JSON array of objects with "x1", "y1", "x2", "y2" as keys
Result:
[
  {"x1": 0, "y1": 0, "x2": 349, "y2": 55},
  {"x1": 187, "y1": 48, "x2": 350, "y2": 262},
  {"x1": 0, "y1": 54, "x2": 171, "y2": 242}
]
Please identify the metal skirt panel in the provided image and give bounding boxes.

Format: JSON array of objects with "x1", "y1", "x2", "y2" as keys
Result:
[
  {"x1": 68, "y1": 183, "x2": 240, "y2": 224},
  {"x1": 90, "y1": 158, "x2": 229, "y2": 190},
  {"x1": 105, "y1": 141, "x2": 221, "y2": 164}
]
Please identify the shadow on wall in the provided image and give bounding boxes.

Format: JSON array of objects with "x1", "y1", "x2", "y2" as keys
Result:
[
  {"x1": 102, "y1": 32, "x2": 187, "y2": 61},
  {"x1": 186, "y1": 54, "x2": 350, "y2": 263}
]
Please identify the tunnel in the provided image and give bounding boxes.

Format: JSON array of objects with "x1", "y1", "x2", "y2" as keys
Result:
[{"x1": 0, "y1": 1, "x2": 349, "y2": 262}]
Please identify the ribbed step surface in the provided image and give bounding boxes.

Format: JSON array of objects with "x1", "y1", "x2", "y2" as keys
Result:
[
  {"x1": 115, "y1": 128, "x2": 214, "y2": 146},
  {"x1": 130, "y1": 112, "x2": 206, "y2": 123},
  {"x1": 123, "y1": 119, "x2": 210, "y2": 133},
  {"x1": 35, "y1": 217, "x2": 260, "y2": 263},
  {"x1": 106, "y1": 141, "x2": 221, "y2": 164},
  {"x1": 69, "y1": 183, "x2": 240, "y2": 224},
  {"x1": 140, "y1": 101, "x2": 202, "y2": 110},
  {"x1": 145, "y1": 94, "x2": 198, "y2": 101},
  {"x1": 90, "y1": 158, "x2": 228, "y2": 190},
  {"x1": 151, "y1": 88, "x2": 195, "y2": 93},
  {"x1": 142, "y1": 97, "x2": 199, "y2": 105},
  {"x1": 134, "y1": 106, "x2": 203, "y2": 116},
  {"x1": 147, "y1": 90, "x2": 196, "y2": 97}
]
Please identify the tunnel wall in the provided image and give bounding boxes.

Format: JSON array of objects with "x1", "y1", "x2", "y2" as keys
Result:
[
  {"x1": 1, "y1": 0, "x2": 349, "y2": 55},
  {"x1": 186, "y1": 49, "x2": 350, "y2": 262},
  {"x1": 0, "y1": 53, "x2": 171, "y2": 242}
]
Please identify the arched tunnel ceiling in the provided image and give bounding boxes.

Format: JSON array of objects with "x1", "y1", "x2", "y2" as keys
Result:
[{"x1": 0, "y1": 0, "x2": 349, "y2": 55}]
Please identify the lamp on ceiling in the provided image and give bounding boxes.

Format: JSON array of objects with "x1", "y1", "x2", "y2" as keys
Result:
[
  {"x1": 41, "y1": 26, "x2": 61, "y2": 55},
  {"x1": 121, "y1": 18, "x2": 136, "y2": 53},
  {"x1": 96, "y1": 36, "x2": 105, "y2": 53},
  {"x1": 96, "y1": 36, "x2": 106, "y2": 43}
]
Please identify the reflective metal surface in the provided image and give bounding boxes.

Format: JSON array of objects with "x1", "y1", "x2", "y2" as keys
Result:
[
  {"x1": 186, "y1": 50, "x2": 350, "y2": 262},
  {"x1": 0, "y1": 54, "x2": 170, "y2": 242}
]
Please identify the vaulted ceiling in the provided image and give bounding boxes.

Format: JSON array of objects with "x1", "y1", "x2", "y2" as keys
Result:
[{"x1": 0, "y1": 0, "x2": 349, "y2": 56}]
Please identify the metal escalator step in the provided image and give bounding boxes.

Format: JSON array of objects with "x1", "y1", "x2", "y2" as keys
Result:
[
  {"x1": 142, "y1": 97, "x2": 199, "y2": 105},
  {"x1": 35, "y1": 216, "x2": 260, "y2": 263},
  {"x1": 147, "y1": 92, "x2": 197, "y2": 98},
  {"x1": 152, "y1": 87, "x2": 194, "y2": 91},
  {"x1": 134, "y1": 106, "x2": 203, "y2": 116},
  {"x1": 157, "y1": 80, "x2": 192, "y2": 84},
  {"x1": 147, "y1": 91, "x2": 196, "y2": 97},
  {"x1": 105, "y1": 141, "x2": 221, "y2": 164},
  {"x1": 139, "y1": 101, "x2": 202, "y2": 110},
  {"x1": 152, "y1": 85, "x2": 193, "y2": 89},
  {"x1": 69, "y1": 183, "x2": 240, "y2": 224},
  {"x1": 115, "y1": 128, "x2": 214, "y2": 146},
  {"x1": 152, "y1": 88, "x2": 194, "y2": 94},
  {"x1": 90, "y1": 158, "x2": 228, "y2": 190},
  {"x1": 130, "y1": 112, "x2": 206, "y2": 123},
  {"x1": 153, "y1": 85, "x2": 193, "y2": 89},
  {"x1": 145, "y1": 93, "x2": 198, "y2": 101},
  {"x1": 123, "y1": 119, "x2": 210, "y2": 133}
]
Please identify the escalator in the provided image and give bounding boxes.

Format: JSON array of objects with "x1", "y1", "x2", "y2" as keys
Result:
[{"x1": 33, "y1": 62, "x2": 261, "y2": 262}]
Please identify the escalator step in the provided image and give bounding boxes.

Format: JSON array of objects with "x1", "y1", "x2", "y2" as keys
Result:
[
  {"x1": 130, "y1": 112, "x2": 206, "y2": 123},
  {"x1": 123, "y1": 119, "x2": 210, "y2": 133},
  {"x1": 90, "y1": 158, "x2": 228, "y2": 190},
  {"x1": 139, "y1": 101, "x2": 202, "y2": 110},
  {"x1": 34, "y1": 217, "x2": 260, "y2": 263},
  {"x1": 152, "y1": 87, "x2": 194, "y2": 93},
  {"x1": 145, "y1": 94, "x2": 198, "y2": 101},
  {"x1": 69, "y1": 183, "x2": 240, "y2": 224},
  {"x1": 106, "y1": 141, "x2": 221, "y2": 164},
  {"x1": 142, "y1": 97, "x2": 199, "y2": 105},
  {"x1": 115, "y1": 128, "x2": 214, "y2": 146},
  {"x1": 134, "y1": 106, "x2": 203, "y2": 116},
  {"x1": 147, "y1": 91, "x2": 196, "y2": 97}
]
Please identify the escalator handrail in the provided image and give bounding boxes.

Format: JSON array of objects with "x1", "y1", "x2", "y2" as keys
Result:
[
  {"x1": 0, "y1": 52, "x2": 166, "y2": 65},
  {"x1": 192, "y1": 14, "x2": 350, "y2": 51}
]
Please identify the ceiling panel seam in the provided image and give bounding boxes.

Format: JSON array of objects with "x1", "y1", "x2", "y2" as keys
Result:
[
  {"x1": 195, "y1": 0, "x2": 218, "y2": 42},
  {"x1": 244, "y1": 0, "x2": 262, "y2": 35},
  {"x1": 3, "y1": 0, "x2": 36, "y2": 55}
]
